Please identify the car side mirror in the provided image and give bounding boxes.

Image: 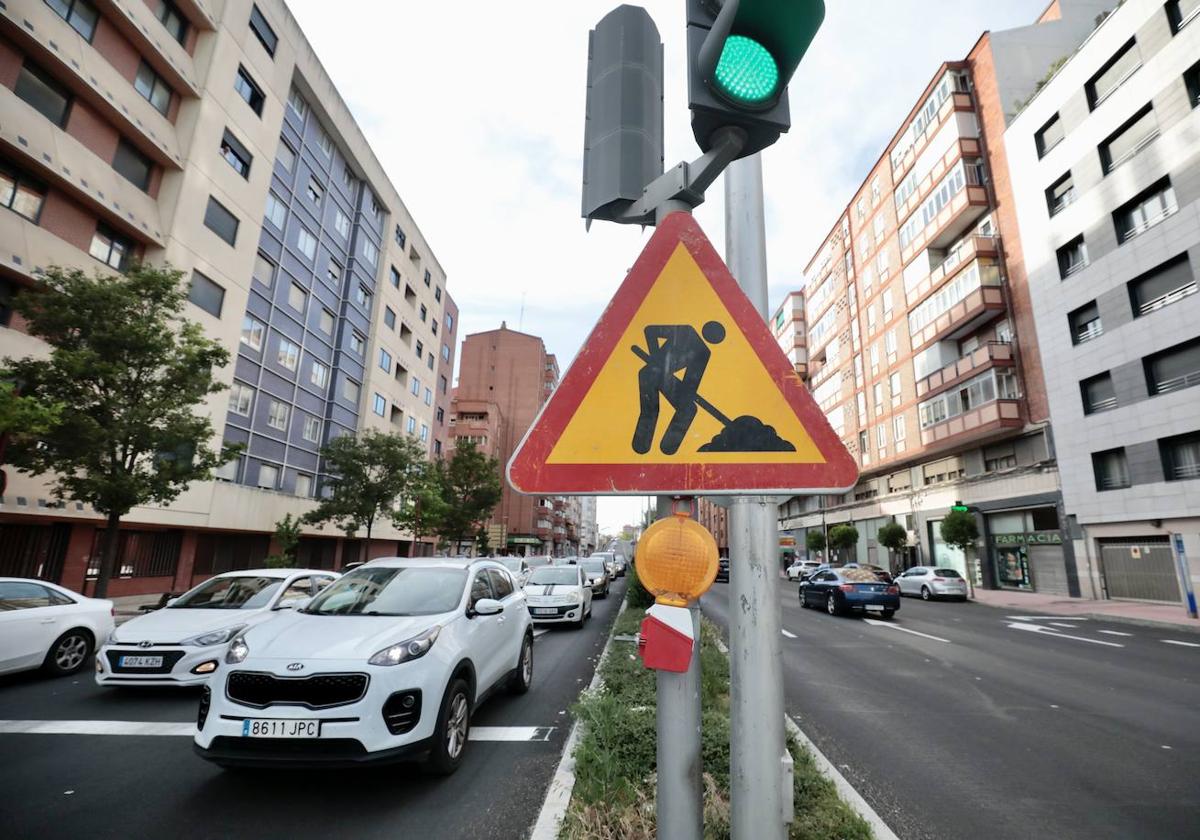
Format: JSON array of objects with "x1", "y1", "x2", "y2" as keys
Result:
[
  {"x1": 472, "y1": 598, "x2": 503, "y2": 617},
  {"x1": 275, "y1": 596, "x2": 310, "y2": 611},
  {"x1": 166, "y1": 598, "x2": 179, "y2": 607}
]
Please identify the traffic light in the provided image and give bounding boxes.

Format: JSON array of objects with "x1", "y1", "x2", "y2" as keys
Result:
[{"x1": 687, "y1": 0, "x2": 825, "y2": 158}]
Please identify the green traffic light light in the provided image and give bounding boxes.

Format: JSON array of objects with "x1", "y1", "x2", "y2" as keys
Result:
[{"x1": 713, "y1": 35, "x2": 780, "y2": 106}]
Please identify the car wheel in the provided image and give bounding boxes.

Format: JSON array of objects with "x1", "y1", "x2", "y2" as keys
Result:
[
  {"x1": 44, "y1": 629, "x2": 92, "y2": 676},
  {"x1": 427, "y1": 678, "x2": 471, "y2": 776},
  {"x1": 799, "y1": 589, "x2": 808, "y2": 607},
  {"x1": 881, "y1": 609, "x2": 895, "y2": 619},
  {"x1": 921, "y1": 586, "x2": 932, "y2": 601},
  {"x1": 826, "y1": 594, "x2": 841, "y2": 617},
  {"x1": 509, "y1": 635, "x2": 533, "y2": 695}
]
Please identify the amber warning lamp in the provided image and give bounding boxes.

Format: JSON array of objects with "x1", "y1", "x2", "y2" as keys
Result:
[{"x1": 637, "y1": 510, "x2": 719, "y2": 606}]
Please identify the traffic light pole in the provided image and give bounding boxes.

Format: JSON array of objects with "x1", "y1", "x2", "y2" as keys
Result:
[{"x1": 724, "y1": 152, "x2": 790, "y2": 840}]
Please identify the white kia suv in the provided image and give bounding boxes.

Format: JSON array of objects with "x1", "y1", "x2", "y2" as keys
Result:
[{"x1": 194, "y1": 557, "x2": 533, "y2": 774}]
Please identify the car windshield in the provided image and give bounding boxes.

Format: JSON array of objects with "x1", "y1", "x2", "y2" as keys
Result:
[
  {"x1": 529, "y1": 568, "x2": 579, "y2": 586},
  {"x1": 304, "y1": 566, "x2": 468, "y2": 616},
  {"x1": 171, "y1": 576, "x2": 282, "y2": 610},
  {"x1": 502, "y1": 559, "x2": 524, "y2": 573},
  {"x1": 581, "y1": 560, "x2": 606, "y2": 574},
  {"x1": 935, "y1": 569, "x2": 963, "y2": 578}
]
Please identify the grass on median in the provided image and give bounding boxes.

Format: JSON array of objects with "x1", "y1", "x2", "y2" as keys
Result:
[{"x1": 561, "y1": 567, "x2": 873, "y2": 840}]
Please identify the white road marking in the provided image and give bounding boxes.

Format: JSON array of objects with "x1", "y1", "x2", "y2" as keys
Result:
[
  {"x1": 1161, "y1": 639, "x2": 1200, "y2": 649},
  {"x1": 781, "y1": 629, "x2": 797, "y2": 639},
  {"x1": 1049, "y1": 622, "x2": 1078, "y2": 628},
  {"x1": 1006, "y1": 615, "x2": 1087, "y2": 621},
  {"x1": 0, "y1": 720, "x2": 194, "y2": 736},
  {"x1": 1097, "y1": 630, "x2": 1133, "y2": 637},
  {"x1": 1006, "y1": 622, "x2": 1123, "y2": 647},
  {"x1": 533, "y1": 629, "x2": 549, "y2": 638},
  {"x1": 470, "y1": 726, "x2": 554, "y2": 742},
  {"x1": 862, "y1": 618, "x2": 950, "y2": 643}
]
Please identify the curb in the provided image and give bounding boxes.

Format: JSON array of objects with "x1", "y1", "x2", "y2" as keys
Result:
[
  {"x1": 529, "y1": 596, "x2": 629, "y2": 840},
  {"x1": 712, "y1": 636, "x2": 898, "y2": 840}
]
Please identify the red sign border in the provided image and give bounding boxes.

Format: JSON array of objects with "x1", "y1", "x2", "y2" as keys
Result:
[{"x1": 506, "y1": 212, "x2": 859, "y2": 495}]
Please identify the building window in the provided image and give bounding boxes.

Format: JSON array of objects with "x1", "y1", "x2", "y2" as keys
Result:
[
  {"x1": 423, "y1": 270, "x2": 432, "y2": 287},
  {"x1": 315, "y1": 126, "x2": 333, "y2": 158},
  {"x1": 372, "y1": 393, "x2": 387, "y2": 417},
  {"x1": 1186, "y1": 59, "x2": 1200, "y2": 108},
  {"x1": 310, "y1": 360, "x2": 329, "y2": 389},
  {"x1": 349, "y1": 333, "x2": 365, "y2": 356},
  {"x1": 158, "y1": 1, "x2": 187, "y2": 44},
  {"x1": 420, "y1": 424, "x2": 429, "y2": 443},
  {"x1": 441, "y1": 344, "x2": 450, "y2": 362},
  {"x1": 419, "y1": 304, "x2": 428, "y2": 322},
  {"x1": 240, "y1": 315, "x2": 264, "y2": 351},
  {"x1": 353, "y1": 285, "x2": 370, "y2": 308},
  {"x1": 257, "y1": 463, "x2": 279, "y2": 490},
  {"x1": 1099, "y1": 105, "x2": 1158, "y2": 175},
  {"x1": 436, "y1": 407, "x2": 445, "y2": 425},
  {"x1": 1129, "y1": 253, "x2": 1196, "y2": 316},
  {"x1": 395, "y1": 225, "x2": 407, "y2": 249},
  {"x1": 220, "y1": 129, "x2": 252, "y2": 179},
  {"x1": 1159, "y1": 430, "x2": 1200, "y2": 481},
  {"x1": 334, "y1": 210, "x2": 350, "y2": 239},
  {"x1": 318, "y1": 309, "x2": 334, "y2": 335},
  {"x1": 295, "y1": 473, "x2": 313, "y2": 497},
  {"x1": 431, "y1": 319, "x2": 439, "y2": 336},
  {"x1": 1045, "y1": 172, "x2": 1075, "y2": 216},
  {"x1": 1080, "y1": 372, "x2": 1117, "y2": 415},
  {"x1": 288, "y1": 282, "x2": 307, "y2": 312},
  {"x1": 1144, "y1": 336, "x2": 1200, "y2": 396},
  {"x1": 407, "y1": 416, "x2": 417, "y2": 434},
  {"x1": 187, "y1": 271, "x2": 224, "y2": 317},
  {"x1": 379, "y1": 348, "x2": 392, "y2": 371},
  {"x1": 435, "y1": 286, "x2": 442, "y2": 303},
  {"x1": 415, "y1": 339, "x2": 424, "y2": 358},
  {"x1": 343, "y1": 379, "x2": 360, "y2": 404},
  {"x1": 134, "y1": 61, "x2": 172, "y2": 116},
  {"x1": 1092, "y1": 448, "x2": 1130, "y2": 491},
  {"x1": 288, "y1": 87, "x2": 308, "y2": 119},
  {"x1": 445, "y1": 313, "x2": 453, "y2": 332},
  {"x1": 1114, "y1": 178, "x2": 1177, "y2": 244},
  {"x1": 253, "y1": 252, "x2": 275, "y2": 288},
  {"x1": 277, "y1": 338, "x2": 300, "y2": 372},
  {"x1": 893, "y1": 415, "x2": 906, "y2": 441},
  {"x1": 1068, "y1": 301, "x2": 1102, "y2": 345},
  {"x1": 918, "y1": 369, "x2": 1019, "y2": 429},
  {"x1": 326, "y1": 261, "x2": 341, "y2": 285},
  {"x1": 1086, "y1": 39, "x2": 1141, "y2": 110},
  {"x1": 229, "y1": 381, "x2": 253, "y2": 416},
  {"x1": 434, "y1": 440, "x2": 442, "y2": 456},
  {"x1": 424, "y1": 387, "x2": 433, "y2": 406},
  {"x1": 1035, "y1": 113, "x2": 1064, "y2": 158},
  {"x1": 0, "y1": 162, "x2": 47, "y2": 223},
  {"x1": 427, "y1": 353, "x2": 435, "y2": 371},
  {"x1": 384, "y1": 307, "x2": 396, "y2": 330},
  {"x1": 45, "y1": 0, "x2": 98, "y2": 41},
  {"x1": 89, "y1": 223, "x2": 131, "y2": 270},
  {"x1": 234, "y1": 65, "x2": 265, "y2": 115},
  {"x1": 411, "y1": 375, "x2": 421, "y2": 397},
  {"x1": 15, "y1": 61, "x2": 72, "y2": 127},
  {"x1": 265, "y1": 192, "x2": 287, "y2": 229},
  {"x1": 203, "y1": 197, "x2": 238, "y2": 246},
  {"x1": 302, "y1": 415, "x2": 321, "y2": 443},
  {"x1": 306, "y1": 177, "x2": 323, "y2": 205},
  {"x1": 390, "y1": 267, "x2": 401, "y2": 288},
  {"x1": 111, "y1": 140, "x2": 153, "y2": 192},
  {"x1": 362, "y1": 239, "x2": 378, "y2": 268},
  {"x1": 1057, "y1": 235, "x2": 1088, "y2": 279},
  {"x1": 1167, "y1": 0, "x2": 1200, "y2": 33},
  {"x1": 297, "y1": 227, "x2": 317, "y2": 260},
  {"x1": 277, "y1": 139, "x2": 296, "y2": 173},
  {"x1": 248, "y1": 4, "x2": 278, "y2": 56},
  {"x1": 266, "y1": 399, "x2": 289, "y2": 431}
]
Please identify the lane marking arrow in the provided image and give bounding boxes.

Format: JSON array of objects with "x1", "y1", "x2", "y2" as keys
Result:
[
  {"x1": 1006, "y1": 622, "x2": 1123, "y2": 647},
  {"x1": 862, "y1": 618, "x2": 950, "y2": 643}
]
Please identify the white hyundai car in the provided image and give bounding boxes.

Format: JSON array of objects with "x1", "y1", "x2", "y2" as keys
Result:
[
  {"x1": 97, "y1": 569, "x2": 337, "y2": 688},
  {"x1": 194, "y1": 557, "x2": 533, "y2": 774},
  {"x1": 0, "y1": 578, "x2": 114, "y2": 678},
  {"x1": 524, "y1": 564, "x2": 592, "y2": 628}
]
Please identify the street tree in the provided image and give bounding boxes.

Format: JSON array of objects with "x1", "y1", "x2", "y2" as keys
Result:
[
  {"x1": 266, "y1": 513, "x2": 303, "y2": 568},
  {"x1": 427, "y1": 440, "x2": 502, "y2": 555},
  {"x1": 827, "y1": 524, "x2": 859, "y2": 565},
  {"x1": 805, "y1": 529, "x2": 826, "y2": 561},
  {"x1": 302, "y1": 431, "x2": 428, "y2": 566},
  {"x1": 2, "y1": 265, "x2": 231, "y2": 598},
  {"x1": 939, "y1": 510, "x2": 980, "y2": 597},
  {"x1": 876, "y1": 522, "x2": 908, "y2": 572}
]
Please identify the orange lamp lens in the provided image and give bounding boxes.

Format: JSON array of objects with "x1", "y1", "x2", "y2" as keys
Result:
[{"x1": 637, "y1": 513, "x2": 719, "y2": 606}]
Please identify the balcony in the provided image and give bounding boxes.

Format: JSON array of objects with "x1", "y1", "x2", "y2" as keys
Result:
[
  {"x1": 900, "y1": 183, "x2": 990, "y2": 266},
  {"x1": 916, "y1": 342, "x2": 1014, "y2": 399},
  {"x1": 895, "y1": 136, "x2": 982, "y2": 222},
  {"x1": 909, "y1": 284, "x2": 1005, "y2": 351},
  {"x1": 905, "y1": 236, "x2": 1000, "y2": 307},
  {"x1": 534, "y1": 526, "x2": 552, "y2": 539},
  {"x1": 97, "y1": 0, "x2": 202, "y2": 98},
  {"x1": 892, "y1": 90, "x2": 975, "y2": 181},
  {"x1": 919, "y1": 399, "x2": 1024, "y2": 451},
  {"x1": 552, "y1": 499, "x2": 566, "y2": 511}
]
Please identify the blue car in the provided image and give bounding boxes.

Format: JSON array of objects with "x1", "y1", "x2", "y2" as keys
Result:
[{"x1": 800, "y1": 567, "x2": 900, "y2": 618}]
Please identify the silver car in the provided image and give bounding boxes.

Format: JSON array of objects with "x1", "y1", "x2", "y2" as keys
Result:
[
  {"x1": 501, "y1": 557, "x2": 532, "y2": 588},
  {"x1": 895, "y1": 567, "x2": 968, "y2": 601}
]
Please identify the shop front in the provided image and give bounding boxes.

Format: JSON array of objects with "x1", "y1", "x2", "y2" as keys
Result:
[{"x1": 985, "y1": 507, "x2": 1072, "y2": 596}]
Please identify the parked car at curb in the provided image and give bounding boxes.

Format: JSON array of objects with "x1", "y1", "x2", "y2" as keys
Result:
[
  {"x1": 194, "y1": 557, "x2": 533, "y2": 774},
  {"x1": 97, "y1": 569, "x2": 337, "y2": 688},
  {"x1": 786, "y1": 560, "x2": 822, "y2": 581},
  {"x1": 800, "y1": 568, "x2": 900, "y2": 618},
  {"x1": 0, "y1": 578, "x2": 114, "y2": 678},
  {"x1": 895, "y1": 567, "x2": 969, "y2": 601},
  {"x1": 524, "y1": 565, "x2": 592, "y2": 628}
]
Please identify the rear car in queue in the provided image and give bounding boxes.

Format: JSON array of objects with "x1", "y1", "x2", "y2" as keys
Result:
[
  {"x1": 578, "y1": 557, "x2": 611, "y2": 598},
  {"x1": 800, "y1": 567, "x2": 900, "y2": 618}
]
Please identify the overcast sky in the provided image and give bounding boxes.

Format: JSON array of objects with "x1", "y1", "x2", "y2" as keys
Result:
[{"x1": 289, "y1": 0, "x2": 1049, "y2": 534}]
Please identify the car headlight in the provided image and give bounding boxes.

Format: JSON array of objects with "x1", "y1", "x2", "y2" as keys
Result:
[
  {"x1": 225, "y1": 635, "x2": 250, "y2": 664},
  {"x1": 369, "y1": 626, "x2": 441, "y2": 666},
  {"x1": 181, "y1": 624, "x2": 247, "y2": 647}
]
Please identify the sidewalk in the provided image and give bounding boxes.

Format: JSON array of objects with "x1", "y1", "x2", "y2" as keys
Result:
[{"x1": 970, "y1": 588, "x2": 1200, "y2": 632}]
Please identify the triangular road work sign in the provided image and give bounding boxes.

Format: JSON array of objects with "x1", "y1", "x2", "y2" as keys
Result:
[{"x1": 507, "y1": 212, "x2": 858, "y2": 495}]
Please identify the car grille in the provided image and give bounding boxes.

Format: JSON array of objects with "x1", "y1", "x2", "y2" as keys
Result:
[
  {"x1": 105, "y1": 649, "x2": 187, "y2": 675},
  {"x1": 226, "y1": 671, "x2": 369, "y2": 710},
  {"x1": 382, "y1": 690, "x2": 422, "y2": 735},
  {"x1": 206, "y1": 736, "x2": 368, "y2": 760}
]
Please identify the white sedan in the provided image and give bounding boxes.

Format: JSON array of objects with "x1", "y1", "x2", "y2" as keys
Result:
[
  {"x1": 0, "y1": 578, "x2": 114, "y2": 678},
  {"x1": 97, "y1": 568, "x2": 337, "y2": 687},
  {"x1": 524, "y1": 564, "x2": 592, "y2": 628},
  {"x1": 194, "y1": 558, "x2": 533, "y2": 774}
]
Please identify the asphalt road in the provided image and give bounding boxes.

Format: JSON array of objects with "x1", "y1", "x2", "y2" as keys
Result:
[
  {"x1": 702, "y1": 580, "x2": 1200, "y2": 840},
  {"x1": 0, "y1": 577, "x2": 626, "y2": 840}
]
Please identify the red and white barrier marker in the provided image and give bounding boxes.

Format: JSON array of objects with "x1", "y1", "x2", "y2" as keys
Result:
[{"x1": 637, "y1": 603, "x2": 695, "y2": 673}]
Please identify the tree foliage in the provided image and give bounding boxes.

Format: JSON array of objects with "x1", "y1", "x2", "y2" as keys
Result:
[
  {"x1": 939, "y1": 510, "x2": 979, "y2": 552},
  {"x1": 827, "y1": 524, "x2": 859, "y2": 563},
  {"x1": 805, "y1": 530, "x2": 826, "y2": 555},
  {"x1": 2, "y1": 265, "x2": 231, "y2": 597},
  {"x1": 426, "y1": 439, "x2": 502, "y2": 550},
  {"x1": 266, "y1": 513, "x2": 303, "y2": 568},
  {"x1": 876, "y1": 522, "x2": 908, "y2": 554}
]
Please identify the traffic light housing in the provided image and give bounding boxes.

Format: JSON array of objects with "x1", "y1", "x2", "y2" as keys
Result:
[{"x1": 687, "y1": 0, "x2": 825, "y2": 158}]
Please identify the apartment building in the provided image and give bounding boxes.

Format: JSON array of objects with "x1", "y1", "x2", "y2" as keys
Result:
[
  {"x1": 1006, "y1": 0, "x2": 1200, "y2": 603},
  {"x1": 771, "y1": 290, "x2": 808, "y2": 379},
  {"x1": 579, "y1": 496, "x2": 599, "y2": 556},
  {"x1": 452, "y1": 323, "x2": 586, "y2": 556},
  {"x1": 696, "y1": 499, "x2": 728, "y2": 557},
  {"x1": 779, "y1": 0, "x2": 1120, "y2": 595},
  {"x1": 0, "y1": 0, "x2": 453, "y2": 593}
]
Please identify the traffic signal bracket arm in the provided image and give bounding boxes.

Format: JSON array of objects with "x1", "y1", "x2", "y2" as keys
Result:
[{"x1": 616, "y1": 126, "x2": 746, "y2": 225}]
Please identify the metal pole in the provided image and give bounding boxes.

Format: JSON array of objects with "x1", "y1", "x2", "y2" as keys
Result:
[
  {"x1": 725, "y1": 153, "x2": 788, "y2": 839},
  {"x1": 652, "y1": 202, "x2": 703, "y2": 840}
]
